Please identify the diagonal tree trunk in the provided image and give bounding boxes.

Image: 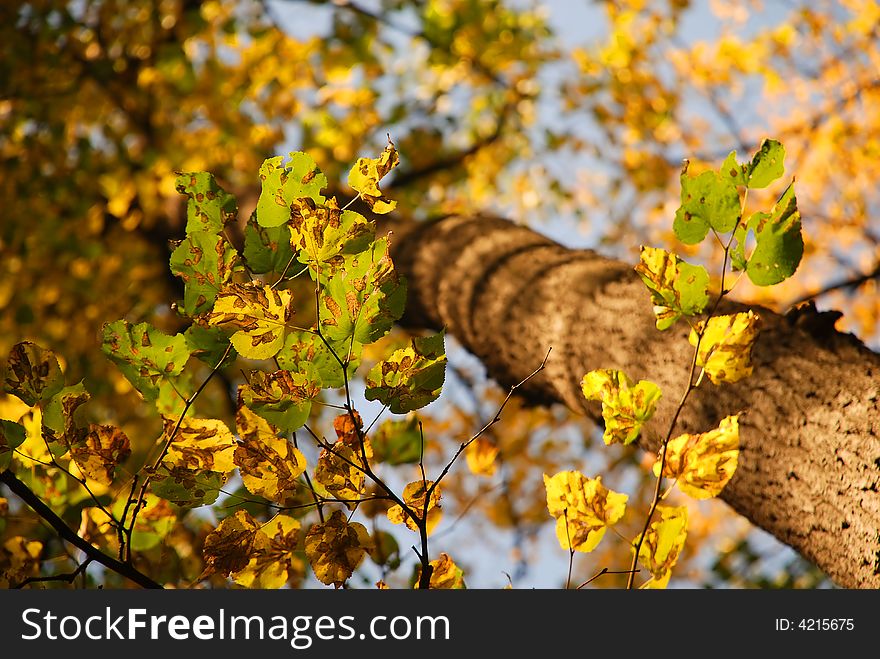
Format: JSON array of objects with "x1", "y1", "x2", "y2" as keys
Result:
[{"x1": 386, "y1": 214, "x2": 880, "y2": 589}]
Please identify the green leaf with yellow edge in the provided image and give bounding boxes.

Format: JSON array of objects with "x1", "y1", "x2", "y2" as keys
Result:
[
  {"x1": 543, "y1": 471, "x2": 627, "y2": 553},
  {"x1": 232, "y1": 515, "x2": 304, "y2": 589},
  {"x1": 415, "y1": 552, "x2": 466, "y2": 589},
  {"x1": 170, "y1": 231, "x2": 240, "y2": 316},
  {"x1": 151, "y1": 417, "x2": 236, "y2": 507},
  {"x1": 40, "y1": 382, "x2": 90, "y2": 450},
  {"x1": 635, "y1": 246, "x2": 710, "y2": 330},
  {"x1": 69, "y1": 424, "x2": 131, "y2": 486},
  {"x1": 243, "y1": 213, "x2": 296, "y2": 275},
  {"x1": 313, "y1": 412, "x2": 372, "y2": 510},
  {"x1": 289, "y1": 197, "x2": 375, "y2": 277},
  {"x1": 256, "y1": 152, "x2": 327, "y2": 229},
  {"x1": 206, "y1": 282, "x2": 293, "y2": 360},
  {"x1": 673, "y1": 165, "x2": 741, "y2": 244},
  {"x1": 347, "y1": 141, "x2": 400, "y2": 214},
  {"x1": 740, "y1": 182, "x2": 803, "y2": 286},
  {"x1": 387, "y1": 480, "x2": 443, "y2": 535},
  {"x1": 239, "y1": 369, "x2": 318, "y2": 434},
  {"x1": 371, "y1": 416, "x2": 422, "y2": 465},
  {"x1": 319, "y1": 237, "x2": 406, "y2": 345},
  {"x1": 635, "y1": 505, "x2": 688, "y2": 589},
  {"x1": 234, "y1": 405, "x2": 307, "y2": 506},
  {"x1": 304, "y1": 510, "x2": 372, "y2": 588},
  {"x1": 690, "y1": 311, "x2": 761, "y2": 384},
  {"x1": 0, "y1": 420, "x2": 26, "y2": 470},
  {"x1": 365, "y1": 332, "x2": 446, "y2": 413},
  {"x1": 466, "y1": 437, "x2": 499, "y2": 477},
  {"x1": 582, "y1": 369, "x2": 661, "y2": 445},
  {"x1": 3, "y1": 341, "x2": 64, "y2": 406},
  {"x1": 276, "y1": 331, "x2": 359, "y2": 389},
  {"x1": 175, "y1": 171, "x2": 237, "y2": 234},
  {"x1": 654, "y1": 415, "x2": 739, "y2": 499},
  {"x1": 100, "y1": 321, "x2": 191, "y2": 404},
  {"x1": 746, "y1": 139, "x2": 785, "y2": 189}
]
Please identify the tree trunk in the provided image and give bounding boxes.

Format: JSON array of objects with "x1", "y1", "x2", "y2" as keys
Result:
[{"x1": 386, "y1": 214, "x2": 880, "y2": 589}]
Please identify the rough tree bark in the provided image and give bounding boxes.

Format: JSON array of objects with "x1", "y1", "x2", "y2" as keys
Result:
[{"x1": 386, "y1": 214, "x2": 880, "y2": 589}]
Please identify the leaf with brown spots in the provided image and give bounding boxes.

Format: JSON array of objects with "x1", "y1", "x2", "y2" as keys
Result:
[
  {"x1": 634, "y1": 505, "x2": 688, "y2": 589},
  {"x1": 170, "y1": 231, "x2": 240, "y2": 316},
  {"x1": 239, "y1": 369, "x2": 319, "y2": 433},
  {"x1": 387, "y1": 480, "x2": 442, "y2": 535},
  {"x1": 347, "y1": 140, "x2": 400, "y2": 214},
  {"x1": 2, "y1": 342, "x2": 64, "y2": 406},
  {"x1": 582, "y1": 369, "x2": 661, "y2": 445},
  {"x1": 415, "y1": 552, "x2": 466, "y2": 589},
  {"x1": 289, "y1": 196, "x2": 374, "y2": 278},
  {"x1": 304, "y1": 510, "x2": 372, "y2": 587},
  {"x1": 543, "y1": 471, "x2": 627, "y2": 553},
  {"x1": 40, "y1": 382, "x2": 90, "y2": 450},
  {"x1": 232, "y1": 515, "x2": 304, "y2": 589},
  {"x1": 69, "y1": 424, "x2": 131, "y2": 485},
  {"x1": 200, "y1": 509, "x2": 264, "y2": 579},
  {"x1": 690, "y1": 311, "x2": 761, "y2": 384},
  {"x1": 365, "y1": 331, "x2": 446, "y2": 413},
  {"x1": 175, "y1": 171, "x2": 237, "y2": 234},
  {"x1": 207, "y1": 282, "x2": 293, "y2": 360}
]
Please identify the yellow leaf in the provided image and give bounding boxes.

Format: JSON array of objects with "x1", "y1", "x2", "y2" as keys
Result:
[
  {"x1": 582, "y1": 369, "x2": 662, "y2": 446},
  {"x1": 543, "y1": 471, "x2": 627, "y2": 553},
  {"x1": 635, "y1": 505, "x2": 688, "y2": 589},
  {"x1": 234, "y1": 405, "x2": 306, "y2": 505},
  {"x1": 162, "y1": 417, "x2": 236, "y2": 474},
  {"x1": 206, "y1": 282, "x2": 293, "y2": 360},
  {"x1": 465, "y1": 437, "x2": 499, "y2": 476},
  {"x1": 689, "y1": 311, "x2": 761, "y2": 384},
  {"x1": 347, "y1": 140, "x2": 399, "y2": 214},
  {"x1": 386, "y1": 480, "x2": 442, "y2": 535},
  {"x1": 314, "y1": 411, "x2": 372, "y2": 509},
  {"x1": 376, "y1": 580, "x2": 389, "y2": 589},
  {"x1": 77, "y1": 507, "x2": 117, "y2": 553},
  {"x1": 654, "y1": 415, "x2": 739, "y2": 499},
  {"x1": 232, "y1": 515, "x2": 303, "y2": 589},
  {"x1": 69, "y1": 424, "x2": 131, "y2": 485},
  {"x1": 415, "y1": 552, "x2": 466, "y2": 589},
  {"x1": 0, "y1": 536, "x2": 43, "y2": 588},
  {"x1": 304, "y1": 510, "x2": 372, "y2": 587}
]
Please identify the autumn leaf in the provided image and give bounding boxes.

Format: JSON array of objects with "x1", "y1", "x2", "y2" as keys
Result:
[
  {"x1": 347, "y1": 140, "x2": 400, "y2": 214},
  {"x1": 635, "y1": 505, "x2": 688, "y2": 589},
  {"x1": 200, "y1": 510, "x2": 264, "y2": 579},
  {"x1": 690, "y1": 311, "x2": 761, "y2": 384},
  {"x1": 69, "y1": 424, "x2": 131, "y2": 486},
  {"x1": 170, "y1": 231, "x2": 240, "y2": 316},
  {"x1": 234, "y1": 405, "x2": 307, "y2": 505},
  {"x1": 2, "y1": 342, "x2": 64, "y2": 406},
  {"x1": 239, "y1": 369, "x2": 318, "y2": 434},
  {"x1": 655, "y1": 415, "x2": 739, "y2": 499},
  {"x1": 289, "y1": 196, "x2": 375, "y2": 277},
  {"x1": 673, "y1": 164, "x2": 741, "y2": 244},
  {"x1": 0, "y1": 420, "x2": 26, "y2": 471},
  {"x1": 365, "y1": 332, "x2": 446, "y2": 413},
  {"x1": 387, "y1": 480, "x2": 442, "y2": 535},
  {"x1": 110, "y1": 494, "x2": 176, "y2": 552},
  {"x1": 175, "y1": 171, "x2": 237, "y2": 234},
  {"x1": 371, "y1": 416, "x2": 422, "y2": 465},
  {"x1": 544, "y1": 471, "x2": 627, "y2": 553},
  {"x1": 233, "y1": 515, "x2": 304, "y2": 589},
  {"x1": 304, "y1": 510, "x2": 372, "y2": 587},
  {"x1": 206, "y1": 282, "x2": 293, "y2": 360},
  {"x1": 635, "y1": 246, "x2": 709, "y2": 330},
  {"x1": 0, "y1": 536, "x2": 43, "y2": 588},
  {"x1": 40, "y1": 382, "x2": 90, "y2": 449},
  {"x1": 582, "y1": 369, "x2": 661, "y2": 445},
  {"x1": 314, "y1": 411, "x2": 371, "y2": 510},
  {"x1": 275, "y1": 331, "x2": 359, "y2": 389},
  {"x1": 415, "y1": 552, "x2": 466, "y2": 589},
  {"x1": 256, "y1": 152, "x2": 327, "y2": 228},
  {"x1": 466, "y1": 437, "x2": 499, "y2": 477},
  {"x1": 243, "y1": 213, "x2": 297, "y2": 275}
]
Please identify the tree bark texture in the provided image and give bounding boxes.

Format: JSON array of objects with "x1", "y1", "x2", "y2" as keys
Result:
[{"x1": 387, "y1": 214, "x2": 880, "y2": 589}]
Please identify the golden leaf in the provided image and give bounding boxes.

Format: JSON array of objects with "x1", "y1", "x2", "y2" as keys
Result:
[
  {"x1": 690, "y1": 311, "x2": 761, "y2": 384},
  {"x1": 304, "y1": 510, "x2": 372, "y2": 587},
  {"x1": 386, "y1": 480, "x2": 442, "y2": 535},
  {"x1": 544, "y1": 471, "x2": 627, "y2": 553},
  {"x1": 635, "y1": 505, "x2": 688, "y2": 589}
]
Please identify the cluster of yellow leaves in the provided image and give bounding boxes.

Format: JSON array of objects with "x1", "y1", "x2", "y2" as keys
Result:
[
  {"x1": 387, "y1": 480, "x2": 443, "y2": 535},
  {"x1": 543, "y1": 471, "x2": 627, "y2": 553}
]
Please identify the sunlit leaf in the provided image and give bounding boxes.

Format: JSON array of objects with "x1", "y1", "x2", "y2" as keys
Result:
[
  {"x1": 200, "y1": 509, "x2": 264, "y2": 579},
  {"x1": 206, "y1": 282, "x2": 293, "y2": 360},
  {"x1": 313, "y1": 411, "x2": 372, "y2": 510},
  {"x1": 2, "y1": 342, "x2": 64, "y2": 406},
  {"x1": 256, "y1": 152, "x2": 327, "y2": 229},
  {"x1": 415, "y1": 552, "x2": 466, "y2": 589},
  {"x1": 736, "y1": 182, "x2": 803, "y2": 286},
  {"x1": 635, "y1": 246, "x2": 709, "y2": 330},
  {"x1": 347, "y1": 140, "x2": 400, "y2": 214},
  {"x1": 365, "y1": 332, "x2": 446, "y2": 413},
  {"x1": 673, "y1": 165, "x2": 741, "y2": 244},
  {"x1": 654, "y1": 415, "x2": 739, "y2": 499},
  {"x1": 175, "y1": 171, "x2": 237, "y2": 234},
  {"x1": 745, "y1": 139, "x2": 785, "y2": 189},
  {"x1": 386, "y1": 480, "x2": 442, "y2": 535},
  {"x1": 232, "y1": 515, "x2": 304, "y2": 589},
  {"x1": 543, "y1": 471, "x2": 627, "y2": 553},
  {"x1": 582, "y1": 369, "x2": 661, "y2": 445},
  {"x1": 234, "y1": 405, "x2": 307, "y2": 505},
  {"x1": 289, "y1": 196, "x2": 374, "y2": 277},
  {"x1": 69, "y1": 424, "x2": 131, "y2": 486},
  {"x1": 635, "y1": 505, "x2": 688, "y2": 589},
  {"x1": 170, "y1": 231, "x2": 240, "y2": 316},
  {"x1": 466, "y1": 437, "x2": 499, "y2": 477},
  {"x1": 243, "y1": 213, "x2": 297, "y2": 275},
  {"x1": 110, "y1": 494, "x2": 176, "y2": 552},
  {"x1": 275, "y1": 331, "x2": 359, "y2": 389},
  {"x1": 239, "y1": 369, "x2": 318, "y2": 433},
  {"x1": 304, "y1": 510, "x2": 372, "y2": 587},
  {"x1": 690, "y1": 311, "x2": 761, "y2": 384}
]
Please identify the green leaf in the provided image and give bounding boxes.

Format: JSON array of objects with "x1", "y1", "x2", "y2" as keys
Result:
[
  {"x1": 371, "y1": 416, "x2": 422, "y2": 465},
  {"x1": 183, "y1": 324, "x2": 236, "y2": 368},
  {"x1": 3, "y1": 341, "x2": 64, "y2": 406},
  {"x1": 635, "y1": 246, "x2": 710, "y2": 330},
  {"x1": 319, "y1": 237, "x2": 406, "y2": 346},
  {"x1": 289, "y1": 198, "x2": 375, "y2": 278},
  {"x1": 170, "y1": 231, "x2": 240, "y2": 316},
  {"x1": 365, "y1": 332, "x2": 446, "y2": 414},
  {"x1": 720, "y1": 151, "x2": 748, "y2": 187},
  {"x1": 256, "y1": 152, "x2": 327, "y2": 228},
  {"x1": 151, "y1": 468, "x2": 226, "y2": 507},
  {"x1": 243, "y1": 213, "x2": 297, "y2": 275},
  {"x1": 275, "y1": 332, "x2": 359, "y2": 389},
  {"x1": 41, "y1": 381, "x2": 90, "y2": 450},
  {"x1": 239, "y1": 370, "x2": 319, "y2": 433},
  {"x1": 175, "y1": 172, "x2": 237, "y2": 234},
  {"x1": 100, "y1": 321, "x2": 192, "y2": 403},
  {"x1": 673, "y1": 167, "x2": 741, "y2": 243},
  {"x1": 0, "y1": 419, "x2": 26, "y2": 470},
  {"x1": 746, "y1": 139, "x2": 785, "y2": 189},
  {"x1": 743, "y1": 182, "x2": 803, "y2": 286},
  {"x1": 582, "y1": 369, "x2": 662, "y2": 446},
  {"x1": 206, "y1": 283, "x2": 293, "y2": 360}
]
